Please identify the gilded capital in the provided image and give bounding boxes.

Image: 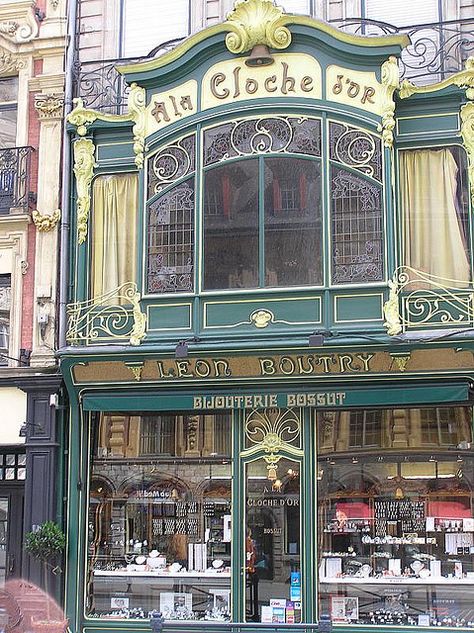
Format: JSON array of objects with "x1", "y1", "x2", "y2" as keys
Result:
[
  {"x1": 68, "y1": 98, "x2": 99, "y2": 136},
  {"x1": 128, "y1": 83, "x2": 147, "y2": 169},
  {"x1": 73, "y1": 138, "x2": 97, "y2": 244},
  {"x1": 32, "y1": 209, "x2": 61, "y2": 232},
  {"x1": 35, "y1": 94, "x2": 64, "y2": 120},
  {"x1": 225, "y1": 0, "x2": 292, "y2": 55}
]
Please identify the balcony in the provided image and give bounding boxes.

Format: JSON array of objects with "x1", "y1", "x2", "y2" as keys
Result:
[
  {"x1": 72, "y1": 18, "x2": 474, "y2": 114},
  {"x1": 0, "y1": 146, "x2": 34, "y2": 215}
]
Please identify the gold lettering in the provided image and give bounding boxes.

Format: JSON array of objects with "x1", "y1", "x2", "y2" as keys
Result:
[
  {"x1": 176, "y1": 360, "x2": 192, "y2": 377},
  {"x1": 338, "y1": 354, "x2": 360, "y2": 373},
  {"x1": 210, "y1": 73, "x2": 229, "y2": 99},
  {"x1": 337, "y1": 393, "x2": 346, "y2": 405},
  {"x1": 260, "y1": 358, "x2": 276, "y2": 375},
  {"x1": 281, "y1": 62, "x2": 295, "y2": 94},
  {"x1": 296, "y1": 355, "x2": 314, "y2": 375},
  {"x1": 245, "y1": 78, "x2": 258, "y2": 94},
  {"x1": 195, "y1": 360, "x2": 211, "y2": 378},
  {"x1": 361, "y1": 86, "x2": 376, "y2": 104},
  {"x1": 269, "y1": 394, "x2": 278, "y2": 406},
  {"x1": 194, "y1": 397, "x2": 203, "y2": 409},
  {"x1": 151, "y1": 101, "x2": 170, "y2": 123},
  {"x1": 279, "y1": 356, "x2": 295, "y2": 375},
  {"x1": 244, "y1": 395, "x2": 254, "y2": 408},
  {"x1": 213, "y1": 359, "x2": 231, "y2": 377},
  {"x1": 264, "y1": 75, "x2": 278, "y2": 92},
  {"x1": 356, "y1": 353, "x2": 374, "y2": 372},
  {"x1": 233, "y1": 66, "x2": 241, "y2": 97},
  {"x1": 169, "y1": 95, "x2": 182, "y2": 117},
  {"x1": 156, "y1": 361, "x2": 175, "y2": 378},
  {"x1": 180, "y1": 95, "x2": 194, "y2": 111},
  {"x1": 300, "y1": 76, "x2": 313, "y2": 92},
  {"x1": 316, "y1": 355, "x2": 334, "y2": 373},
  {"x1": 347, "y1": 80, "x2": 360, "y2": 98},
  {"x1": 332, "y1": 74, "x2": 344, "y2": 95}
]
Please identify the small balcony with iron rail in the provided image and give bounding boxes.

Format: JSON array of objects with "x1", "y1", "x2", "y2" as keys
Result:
[{"x1": 0, "y1": 146, "x2": 34, "y2": 215}]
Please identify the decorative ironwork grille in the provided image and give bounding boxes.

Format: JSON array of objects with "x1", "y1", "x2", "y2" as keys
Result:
[
  {"x1": 147, "y1": 134, "x2": 195, "y2": 198},
  {"x1": 147, "y1": 180, "x2": 194, "y2": 293},
  {"x1": 331, "y1": 167, "x2": 383, "y2": 284},
  {"x1": 204, "y1": 117, "x2": 321, "y2": 167},
  {"x1": 329, "y1": 121, "x2": 382, "y2": 182},
  {"x1": 0, "y1": 452, "x2": 26, "y2": 481},
  {"x1": 0, "y1": 147, "x2": 33, "y2": 214}
]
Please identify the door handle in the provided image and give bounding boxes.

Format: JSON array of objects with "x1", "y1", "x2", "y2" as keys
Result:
[{"x1": 7, "y1": 554, "x2": 14, "y2": 574}]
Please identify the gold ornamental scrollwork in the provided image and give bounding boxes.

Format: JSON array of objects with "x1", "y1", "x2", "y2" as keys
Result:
[
  {"x1": 224, "y1": 0, "x2": 292, "y2": 55},
  {"x1": 32, "y1": 209, "x2": 61, "y2": 232},
  {"x1": 68, "y1": 97, "x2": 132, "y2": 136},
  {"x1": 128, "y1": 83, "x2": 147, "y2": 169},
  {"x1": 461, "y1": 101, "x2": 474, "y2": 207},
  {"x1": 250, "y1": 309, "x2": 274, "y2": 328},
  {"x1": 241, "y1": 408, "x2": 303, "y2": 479},
  {"x1": 66, "y1": 282, "x2": 147, "y2": 346},
  {"x1": 384, "y1": 266, "x2": 474, "y2": 335},
  {"x1": 378, "y1": 56, "x2": 399, "y2": 149},
  {"x1": 73, "y1": 138, "x2": 97, "y2": 245},
  {"x1": 399, "y1": 56, "x2": 474, "y2": 100}
]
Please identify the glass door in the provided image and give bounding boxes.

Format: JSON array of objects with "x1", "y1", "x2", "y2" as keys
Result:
[{"x1": 0, "y1": 489, "x2": 24, "y2": 584}]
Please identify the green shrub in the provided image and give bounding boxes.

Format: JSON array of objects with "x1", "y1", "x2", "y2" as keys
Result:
[{"x1": 24, "y1": 521, "x2": 66, "y2": 563}]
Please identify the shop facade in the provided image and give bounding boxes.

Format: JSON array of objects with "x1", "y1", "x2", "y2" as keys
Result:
[{"x1": 62, "y1": 1, "x2": 474, "y2": 630}]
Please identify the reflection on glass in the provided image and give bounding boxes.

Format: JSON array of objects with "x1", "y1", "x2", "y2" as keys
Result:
[
  {"x1": 204, "y1": 159, "x2": 259, "y2": 290},
  {"x1": 317, "y1": 406, "x2": 474, "y2": 628},
  {"x1": 245, "y1": 457, "x2": 301, "y2": 623},
  {"x1": 87, "y1": 412, "x2": 232, "y2": 621},
  {"x1": 0, "y1": 111, "x2": 17, "y2": 149},
  {"x1": 264, "y1": 157, "x2": 322, "y2": 286},
  {"x1": 0, "y1": 498, "x2": 7, "y2": 584}
]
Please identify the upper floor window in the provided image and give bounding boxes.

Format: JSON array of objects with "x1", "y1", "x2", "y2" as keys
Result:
[
  {"x1": 0, "y1": 77, "x2": 17, "y2": 148},
  {"x1": 400, "y1": 146, "x2": 470, "y2": 283},
  {"x1": 0, "y1": 274, "x2": 10, "y2": 366},
  {"x1": 141, "y1": 116, "x2": 383, "y2": 295},
  {"x1": 121, "y1": 0, "x2": 190, "y2": 57}
]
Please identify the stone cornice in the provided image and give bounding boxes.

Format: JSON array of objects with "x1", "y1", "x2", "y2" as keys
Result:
[
  {"x1": 0, "y1": 0, "x2": 38, "y2": 44},
  {"x1": 28, "y1": 72, "x2": 64, "y2": 93}
]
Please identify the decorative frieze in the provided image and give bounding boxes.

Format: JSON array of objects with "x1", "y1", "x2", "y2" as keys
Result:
[
  {"x1": 32, "y1": 209, "x2": 61, "y2": 232},
  {"x1": 34, "y1": 94, "x2": 64, "y2": 120}
]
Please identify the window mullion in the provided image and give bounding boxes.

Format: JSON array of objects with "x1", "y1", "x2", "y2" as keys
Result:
[{"x1": 258, "y1": 155, "x2": 265, "y2": 288}]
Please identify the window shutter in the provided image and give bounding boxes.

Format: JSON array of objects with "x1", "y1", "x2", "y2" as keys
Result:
[
  {"x1": 364, "y1": 1, "x2": 440, "y2": 26},
  {"x1": 122, "y1": 0, "x2": 190, "y2": 58}
]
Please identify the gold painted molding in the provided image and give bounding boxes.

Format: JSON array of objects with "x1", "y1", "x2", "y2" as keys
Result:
[
  {"x1": 32, "y1": 209, "x2": 61, "y2": 232},
  {"x1": 461, "y1": 101, "x2": 474, "y2": 207},
  {"x1": 399, "y1": 56, "x2": 474, "y2": 100},
  {"x1": 383, "y1": 279, "x2": 402, "y2": 336},
  {"x1": 378, "y1": 56, "x2": 399, "y2": 149},
  {"x1": 128, "y1": 83, "x2": 147, "y2": 169},
  {"x1": 73, "y1": 138, "x2": 96, "y2": 245},
  {"x1": 67, "y1": 97, "x2": 131, "y2": 136},
  {"x1": 225, "y1": 0, "x2": 292, "y2": 55},
  {"x1": 68, "y1": 90, "x2": 146, "y2": 169},
  {"x1": 0, "y1": 47, "x2": 26, "y2": 74}
]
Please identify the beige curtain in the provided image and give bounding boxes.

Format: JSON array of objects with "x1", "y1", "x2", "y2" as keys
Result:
[
  {"x1": 401, "y1": 148, "x2": 470, "y2": 284},
  {"x1": 91, "y1": 173, "x2": 138, "y2": 301}
]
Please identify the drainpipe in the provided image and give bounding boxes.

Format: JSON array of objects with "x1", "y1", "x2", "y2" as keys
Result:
[{"x1": 58, "y1": 0, "x2": 78, "y2": 349}]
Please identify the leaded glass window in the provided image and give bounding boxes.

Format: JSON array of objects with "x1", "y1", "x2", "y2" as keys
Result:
[{"x1": 147, "y1": 180, "x2": 194, "y2": 294}]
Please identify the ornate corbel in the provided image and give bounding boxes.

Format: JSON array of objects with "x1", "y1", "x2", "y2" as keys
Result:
[
  {"x1": 378, "y1": 56, "x2": 399, "y2": 149},
  {"x1": 32, "y1": 209, "x2": 61, "y2": 232},
  {"x1": 67, "y1": 98, "x2": 100, "y2": 136},
  {"x1": 461, "y1": 101, "x2": 474, "y2": 207},
  {"x1": 383, "y1": 279, "x2": 402, "y2": 336},
  {"x1": 400, "y1": 56, "x2": 474, "y2": 100},
  {"x1": 128, "y1": 83, "x2": 146, "y2": 169},
  {"x1": 224, "y1": 0, "x2": 292, "y2": 55},
  {"x1": 73, "y1": 138, "x2": 97, "y2": 244},
  {"x1": 129, "y1": 288, "x2": 147, "y2": 345}
]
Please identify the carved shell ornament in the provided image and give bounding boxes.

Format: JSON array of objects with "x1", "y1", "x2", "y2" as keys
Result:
[{"x1": 225, "y1": 0, "x2": 292, "y2": 55}]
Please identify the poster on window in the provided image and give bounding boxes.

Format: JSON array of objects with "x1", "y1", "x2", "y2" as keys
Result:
[
  {"x1": 160, "y1": 592, "x2": 193, "y2": 618},
  {"x1": 331, "y1": 596, "x2": 359, "y2": 621}
]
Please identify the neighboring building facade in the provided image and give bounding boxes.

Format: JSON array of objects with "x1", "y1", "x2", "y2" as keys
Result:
[
  {"x1": 0, "y1": 0, "x2": 66, "y2": 588},
  {"x1": 62, "y1": 0, "x2": 474, "y2": 631}
]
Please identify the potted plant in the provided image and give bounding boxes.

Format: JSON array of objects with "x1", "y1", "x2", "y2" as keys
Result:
[{"x1": 24, "y1": 521, "x2": 68, "y2": 632}]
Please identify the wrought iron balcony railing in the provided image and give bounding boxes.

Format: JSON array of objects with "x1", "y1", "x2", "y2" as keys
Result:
[
  {"x1": 0, "y1": 146, "x2": 34, "y2": 214},
  {"x1": 72, "y1": 19, "x2": 474, "y2": 114}
]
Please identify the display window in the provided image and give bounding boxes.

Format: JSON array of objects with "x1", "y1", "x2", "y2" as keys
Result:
[
  {"x1": 87, "y1": 412, "x2": 232, "y2": 621},
  {"x1": 317, "y1": 406, "x2": 474, "y2": 628}
]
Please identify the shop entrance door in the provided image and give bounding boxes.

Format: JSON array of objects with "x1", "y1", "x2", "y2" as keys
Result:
[{"x1": 0, "y1": 488, "x2": 24, "y2": 583}]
